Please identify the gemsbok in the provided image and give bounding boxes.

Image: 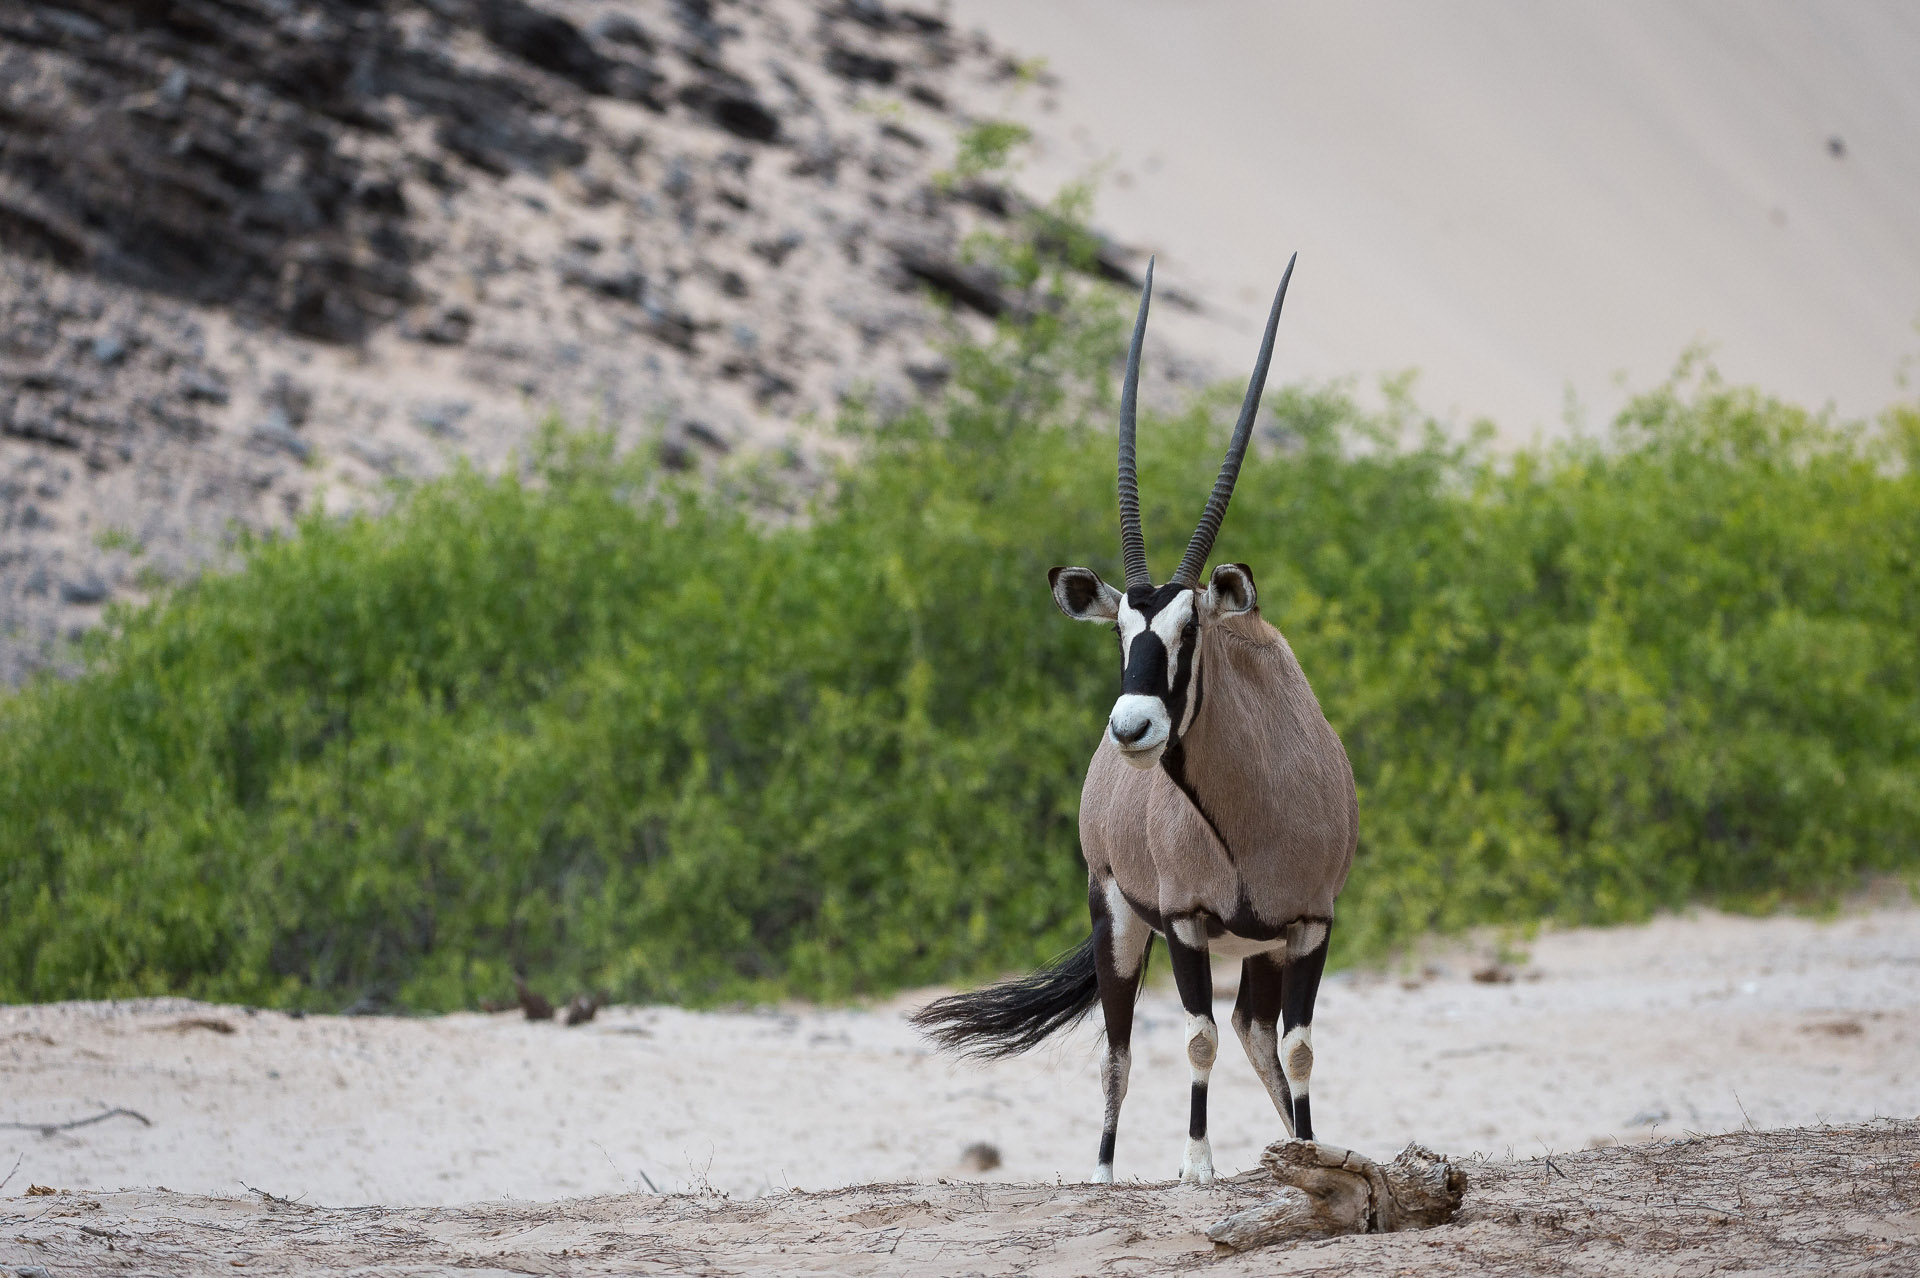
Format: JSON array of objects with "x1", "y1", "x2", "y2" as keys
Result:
[{"x1": 913, "y1": 256, "x2": 1357, "y2": 1185}]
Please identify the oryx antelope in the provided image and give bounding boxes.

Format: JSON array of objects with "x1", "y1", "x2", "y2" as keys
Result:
[{"x1": 913, "y1": 256, "x2": 1357, "y2": 1184}]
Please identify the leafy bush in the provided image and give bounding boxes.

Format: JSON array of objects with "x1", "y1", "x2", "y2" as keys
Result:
[{"x1": 3, "y1": 228, "x2": 1915, "y2": 1010}]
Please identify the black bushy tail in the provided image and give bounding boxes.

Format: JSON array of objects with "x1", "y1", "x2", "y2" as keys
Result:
[{"x1": 910, "y1": 936, "x2": 1102, "y2": 1061}]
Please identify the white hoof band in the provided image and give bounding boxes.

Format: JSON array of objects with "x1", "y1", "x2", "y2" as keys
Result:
[
  {"x1": 1092, "y1": 1163, "x2": 1114, "y2": 1185},
  {"x1": 1180, "y1": 1138, "x2": 1215, "y2": 1184}
]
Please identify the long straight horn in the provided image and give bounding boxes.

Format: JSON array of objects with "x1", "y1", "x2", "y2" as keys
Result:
[
  {"x1": 1117, "y1": 257, "x2": 1154, "y2": 590},
  {"x1": 1170, "y1": 253, "x2": 1295, "y2": 588}
]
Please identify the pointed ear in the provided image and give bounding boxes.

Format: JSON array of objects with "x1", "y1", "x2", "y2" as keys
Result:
[
  {"x1": 1204, "y1": 562, "x2": 1257, "y2": 617},
  {"x1": 1049, "y1": 566, "x2": 1122, "y2": 622}
]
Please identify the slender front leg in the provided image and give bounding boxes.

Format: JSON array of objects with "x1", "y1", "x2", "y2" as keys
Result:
[
  {"x1": 1090, "y1": 878, "x2": 1150, "y2": 1184},
  {"x1": 1165, "y1": 919, "x2": 1216, "y2": 1184},
  {"x1": 1231, "y1": 952, "x2": 1295, "y2": 1137},
  {"x1": 1281, "y1": 922, "x2": 1332, "y2": 1142}
]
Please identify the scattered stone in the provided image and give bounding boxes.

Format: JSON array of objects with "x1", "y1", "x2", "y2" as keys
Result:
[
  {"x1": 514, "y1": 976, "x2": 555, "y2": 1022},
  {"x1": 252, "y1": 410, "x2": 311, "y2": 461},
  {"x1": 903, "y1": 355, "x2": 950, "y2": 393},
  {"x1": 957, "y1": 1142, "x2": 1001, "y2": 1172},
  {"x1": 891, "y1": 244, "x2": 1009, "y2": 318},
  {"x1": 57, "y1": 574, "x2": 109, "y2": 605},
  {"x1": 0, "y1": 0, "x2": 1161, "y2": 688},
  {"x1": 412, "y1": 402, "x2": 473, "y2": 439},
  {"x1": 177, "y1": 369, "x2": 230, "y2": 405},
  {"x1": 825, "y1": 47, "x2": 898, "y2": 85},
  {"x1": 681, "y1": 420, "x2": 732, "y2": 453}
]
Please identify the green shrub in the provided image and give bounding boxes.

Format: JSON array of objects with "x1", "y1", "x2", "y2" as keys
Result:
[{"x1": 3, "y1": 231, "x2": 1916, "y2": 1009}]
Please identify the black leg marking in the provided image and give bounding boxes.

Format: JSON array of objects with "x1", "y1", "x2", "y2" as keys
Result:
[
  {"x1": 1231, "y1": 952, "x2": 1294, "y2": 1135},
  {"x1": 1188, "y1": 1083, "x2": 1208, "y2": 1141},
  {"x1": 1165, "y1": 924, "x2": 1217, "y2": 1181},
  {"x1": 1281, "y1": 925, "x2": 1332, "y2": 1143},
  {"x1": 1090, "y1": 879, "x2": 1148, "y2": 1182}
]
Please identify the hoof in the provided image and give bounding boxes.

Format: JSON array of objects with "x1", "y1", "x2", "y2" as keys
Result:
[
  {"x1": 1091, "y1": 1164, "x2": 1114, "y2": 1185},
  {"x1": 1179, "y1": 1138, "x2": 1215, "y2": 1184}
]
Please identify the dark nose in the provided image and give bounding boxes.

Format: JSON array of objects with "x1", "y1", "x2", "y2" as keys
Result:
[{"x1": 1111, "y1": 717, "x2": 1150, "y2": 744}]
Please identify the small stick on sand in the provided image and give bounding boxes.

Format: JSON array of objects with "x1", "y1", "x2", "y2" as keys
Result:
[{"x1": 0, "y1": 1107, "x2": 153, "y2": 1138}]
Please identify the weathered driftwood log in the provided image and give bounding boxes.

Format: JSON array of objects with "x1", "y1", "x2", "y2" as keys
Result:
[{"x1": 1207, "y1": 1140, "x2": 1465, "y2": 1252}]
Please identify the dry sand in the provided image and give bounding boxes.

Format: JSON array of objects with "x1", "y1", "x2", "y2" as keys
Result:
[
  {"x1": 945, "y1": 0, "x2": 1920, "y2": 437},
  {"x1": 4, "y1": 1123, "x2": 1917, "y2": 1275},
  {"x1": 2, "y1": 906, "x2": 1915, "y2": 1210},
  {"x1": 3, "y1": 906, "x2": 1918, "y2": 1273}
]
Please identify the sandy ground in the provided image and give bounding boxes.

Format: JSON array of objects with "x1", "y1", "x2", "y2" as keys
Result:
[
  {"x1": 1, "y1": 907, "x2": 1915, "y2": 1210},
  {"x1": 3, "y1": 1123, "x2": 1917, "y2": 1275},
  {"x1": 946, "y1": 1, "x2": 1920, "y2": 437}
]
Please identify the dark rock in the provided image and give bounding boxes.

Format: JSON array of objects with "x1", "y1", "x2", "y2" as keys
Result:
[
  {"x1": 412, "y1": 400, "x2": 472, "y2": 438},
  {"x1": 2, "y1": 415, "x2": 82, "y2": 450},
  {"x1": 753, "y1": 368, "x2": 796, "y2": 406},
  {"x1": 252, "y1": 410, "x2": 311, "y2": 461},
  {"x1": 477, "y1": 0, "x2": 617, "y2": 95},
  {"x1": 751, "y1": 229, "x2": 804, "y2": 266},
  {"x1": 903, "y1": 356, "x2": 950, "y2": 393},
  {"x1": 406, "y1": 304, "x2": 475, "y2": 345},
  {"x1": 824, "y1": 47, "x2": 898, "y2": 85},
  {"x1": 58, "y1": 573, "x2": 109, "y2": 605},
  {"x1": 682, "y1": 420, "x2": 731, "y2": 453},
  {"x1": 644, "y1": 302, "x2": 704, "y2": 353},
  {"x1": 591, "y1": 13, "x2": 657, "y2": 53},
  {"x1": 513, "y1": 976, "x2": 555, "y2": 1021},
  {"x1": 657, "y1": 438, "x2": 694, "y2": 471},
  {"x1": 178, "y1": 369, "x2": 230, "y2": 405},
  {"x1": 952, "y1": 180, "x2": 1021, "y2": 219},
  {"x1": 265, "y1": 374, "x2": 314, "y2": 427},
  {"x1": 892, "y1": 245, "x2": 1008, "y2": 318},
  {"x1": 678, "y1": 82, "x2": 781, "y2": 144},
  {"x1": 880, "y1": 122, "x2": 926, "y2": 150},
  {"x1": 957, "y1": 1141, "x2": 1001, "y2": 1172}
]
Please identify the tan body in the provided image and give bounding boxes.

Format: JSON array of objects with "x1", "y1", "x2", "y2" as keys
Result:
[{"x1": 1078, "y1": 610, "x2": 1357, "y2": 938}]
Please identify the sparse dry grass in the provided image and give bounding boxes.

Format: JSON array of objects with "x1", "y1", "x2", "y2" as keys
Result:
[{"x1": 4, "y1": 1121, "x2": 1914, "y2": 1276}]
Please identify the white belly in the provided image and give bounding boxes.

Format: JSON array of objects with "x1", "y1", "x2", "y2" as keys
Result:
[
  {"x1": 1162, "y1": 916, "x2": 1328, "y2": 962},
  {"x1": 1202, "y1": 930, "x2": 1290, "y2": 961}
]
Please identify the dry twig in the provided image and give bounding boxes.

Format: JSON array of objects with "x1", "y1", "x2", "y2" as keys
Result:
[{"x1": 0, "y1": 1107, "x2": 152, "y2": 1138}]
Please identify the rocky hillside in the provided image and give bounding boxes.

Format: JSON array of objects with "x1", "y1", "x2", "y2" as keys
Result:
[{"x1": 0, "y1": 0, "x2": 1165, "y2": 684}]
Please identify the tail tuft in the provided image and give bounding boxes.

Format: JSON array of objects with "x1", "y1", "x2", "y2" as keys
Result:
[{"x1": 910, "y1": 936, "x2": 1100, "y2": 1061}]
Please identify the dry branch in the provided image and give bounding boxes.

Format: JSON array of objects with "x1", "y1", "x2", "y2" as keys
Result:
[
  {"x1": 0, "y1": 1107, "x2": 153, "y2": 1138},
  {"x1": 1208, "y1": 1139, "x2": 1465, "y2": 1252}
]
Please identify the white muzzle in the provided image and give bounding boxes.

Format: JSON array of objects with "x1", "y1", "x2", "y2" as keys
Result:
[{"x1": 1108, "y1": 694, "x2": 1170, "y2": 769}]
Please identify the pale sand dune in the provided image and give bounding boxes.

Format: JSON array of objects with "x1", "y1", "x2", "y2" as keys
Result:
[
  {"x1": 945, "y1": 1, "x2": 1920, "y2": 437},
  {"x1": 1, "y1": 907, "x2": 1914, "y2": 1207}
]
